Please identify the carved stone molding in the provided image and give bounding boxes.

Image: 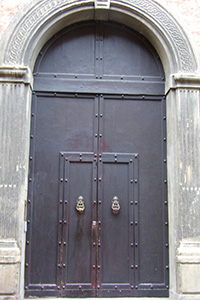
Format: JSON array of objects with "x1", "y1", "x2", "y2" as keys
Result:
[
  {"x1": 113, "y1": 0, "x2": 196, "y2": 72},
  {"x1": 0, "y1": 240, "x2": 20, "y2": 264},
  {"x1": 95, "y1": 0, "x2": 110, "y2": 9},
  {"x1": 0, "y1": 67, "x2": 32, "y2": 85},
  {"x1": 169, "y1": 73, "x2": 200, "y2": 89},
  {"x1": 5, "y1": 0, "x2": 93, "y2": 65},
  {"x1": 4, "y1": 0, "x2": 197, "y2": 73},
  {"x1": 177, "y1": 242, "x2": 200, "y2": 264}
]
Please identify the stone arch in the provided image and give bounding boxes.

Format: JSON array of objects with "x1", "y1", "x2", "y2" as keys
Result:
[{"x1": 4, "y1": 0, "x2": 198, "y2": 79}]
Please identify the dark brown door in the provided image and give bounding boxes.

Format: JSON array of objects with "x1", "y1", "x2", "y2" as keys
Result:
[{"x1": 25, "y1": 22, "x2": 169, "y2": 298}]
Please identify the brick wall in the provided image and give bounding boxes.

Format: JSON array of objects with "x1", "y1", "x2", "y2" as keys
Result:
[{"x1": 0, "y1": 0, "x2": 28, "y2": 33}]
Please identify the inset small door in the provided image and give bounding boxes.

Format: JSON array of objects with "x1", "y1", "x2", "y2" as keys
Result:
[{"x1": 59, "y1": 151, "x2": 137, "y2": 297}]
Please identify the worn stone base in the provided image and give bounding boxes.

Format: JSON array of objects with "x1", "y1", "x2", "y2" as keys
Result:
[
  {"x1": 177, "y1": 241, "x2": 200, "y2": 299},
  {"x1": 177, "y1": 296, "x2": 200, "y2": 300},
  {"x1": 0, "y1": 240, "x2": 20, "y2": 297}
]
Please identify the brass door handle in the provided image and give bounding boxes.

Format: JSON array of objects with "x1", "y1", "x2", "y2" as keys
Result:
[
  {"x1": 111, "y1": 196, "x2": 120, "y2": 214},
  {"x1": 76, "y1": 196, "x2": 85, "y2": 214}
]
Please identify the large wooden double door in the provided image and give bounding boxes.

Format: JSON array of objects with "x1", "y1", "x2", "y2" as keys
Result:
[{"x1": 25, "y1": 22, "x2": 169, "y2": 298}]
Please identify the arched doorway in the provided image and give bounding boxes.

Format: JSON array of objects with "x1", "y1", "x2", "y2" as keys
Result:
[{"x1": 25, "y1": 21, "x2": 168, "y2": 298}]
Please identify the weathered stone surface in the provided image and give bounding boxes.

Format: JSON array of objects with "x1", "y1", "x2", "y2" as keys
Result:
[
  {"x1": 166, "y1": 79, "x2": 200, "y2": 299},
  {"x1": 0, "y1": 71, "x2": 32, "y2": 299},
  {"x1": 0, "y1": 264, "x2": 19, "y2": 294},
  {"x1": 0, "y1": 240, "x2": 20, "y2": 263},
  {"x1": 0, "y1": 79, "x2": 32, "y2": 242},
  {"x1": 177, "y1": 241, "x2": 200, "y2": 295},
  {"x1": 179, "y1": 264, "x2": 200, "y2": 293}
]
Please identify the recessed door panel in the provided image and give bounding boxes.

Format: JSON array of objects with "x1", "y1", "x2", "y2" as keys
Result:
[
  {"x1": 37, "y1": 23, "x2": 96, "y2": 75},
  {"x1": 102, "y1": 23, "x2": 163, "y2": 77},
  {"x1": 97, "y1": 154, "x2": 136, "y2": 297},
  {"x1": 66, "y1": 160, "x2": 93, "y2": 284},
  {"x1": 59, "y1": 153, "x2": 97, "y2": 297},
  {"x1": 101, "y1": 162, "x2": 130, "y2": 284}
]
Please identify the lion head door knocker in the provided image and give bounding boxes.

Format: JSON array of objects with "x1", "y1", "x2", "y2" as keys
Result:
[
  {"x1": 76, "y1": 196, "x2": 85, "y2": 214},
  {"x1": 111, "y1": 196, "x2": 120, "y2": 214}
]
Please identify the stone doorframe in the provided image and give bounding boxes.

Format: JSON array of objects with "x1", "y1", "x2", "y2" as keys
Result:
[{"x1": 0, "y1": 0, "x2": 200, "y2": 300}]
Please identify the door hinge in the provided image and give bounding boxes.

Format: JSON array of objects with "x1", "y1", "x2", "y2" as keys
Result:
[
  {"x1": 24, "y1": 221, "x2": 27, "y2": 232},
  {"x1": 24, "y1": 199, "x2": 27, "y2": 232}
]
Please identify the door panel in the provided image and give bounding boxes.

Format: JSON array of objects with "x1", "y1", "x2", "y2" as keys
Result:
[
  {"x1": 66, "y1": 162, "x2": 93, "y2": 284},
  {"x1": 60, "y1": 153, "x2": 97, "y2": 297},
  {"x1": 34, "y1": 94, "x2": 97, "y2": 152},
  {"x1": 34, "y1": 22, "x2": 164, "y2": 84},
  {"x1": 25, "y1": 94, "x2": 97, "y2": 296},
  {"x1": 102, "y1": 23, "x2": 162, "y2": 77},
  {"x1": 97, "y1": 154, "x2": 136, "y2": 297},
  {"x1": 37, "y1": 23, "x2": 96, "y2": 75},
  {"x1": 101, "y1": 162, "x2": 130, "y2": 285},
  {"x1": 99, "y1": 96, "x2": 168, "y2": 294}
]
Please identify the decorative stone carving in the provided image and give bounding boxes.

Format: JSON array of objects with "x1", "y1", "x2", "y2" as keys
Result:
[
  {"x1": 170, "y1": 73, "x2": 200, "y2": 89},
  {"x1": 5, "y1": 0, "x2": 77, "y2": 65},
  {"x1": 121, "y1": 0, "x2": 195, "y2": 72},
  {"x1": 4, "y1": 0, "x2": 197, "y2": 73},
  {"x1": 0, "y1": 67, "x2": 32, "y2": 84}
]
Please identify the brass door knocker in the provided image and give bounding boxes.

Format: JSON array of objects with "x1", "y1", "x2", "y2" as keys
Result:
[
  {"x1": 111, "y1": 196, "x2": 120, "y2": 214},
  {"x1": 76, "y1": 196, "x2": 85, "y2": 214}
]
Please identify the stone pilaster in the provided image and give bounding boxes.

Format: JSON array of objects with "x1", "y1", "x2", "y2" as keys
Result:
[
  {"x1": 167, "y1": 74, "x2": 200, "y2": 300},
  {"x1": 0, "y1": 67, "x2": 32, "y2": 299}
]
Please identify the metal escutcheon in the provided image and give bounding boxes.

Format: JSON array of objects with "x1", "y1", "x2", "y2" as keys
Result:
[
  {"x1": 76, "y1": 196, "x2": 85, "y2": 214},
  {"x1": 111, "y1": 196, "x2": 120, "y2": 214}
]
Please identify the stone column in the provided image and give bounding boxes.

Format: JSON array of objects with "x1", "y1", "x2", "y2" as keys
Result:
[
  {"x1": 167, "y1": 75, "x2": 200, "y2": 300},
  {"x1": 0, "y1": 67, "x2": 32, "y2": 300}
]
